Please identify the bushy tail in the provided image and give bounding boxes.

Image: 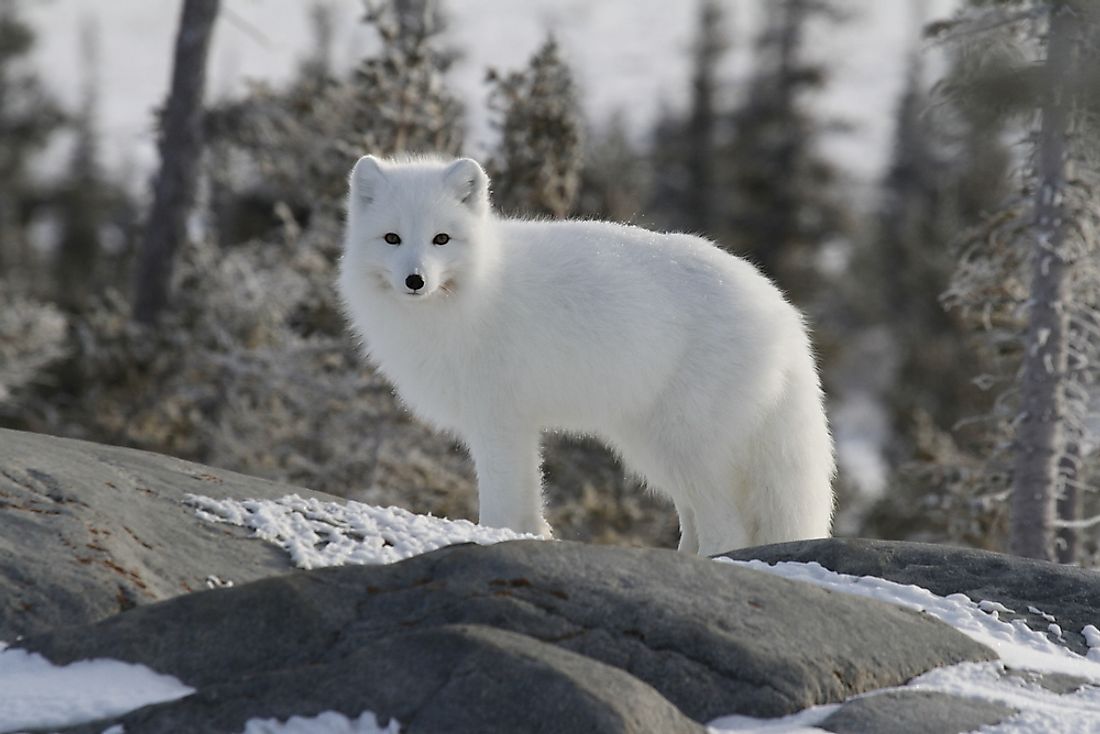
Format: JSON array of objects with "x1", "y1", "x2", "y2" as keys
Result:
[{"x1": 742, "y1": 364, "x2": 836, "y2": 545}]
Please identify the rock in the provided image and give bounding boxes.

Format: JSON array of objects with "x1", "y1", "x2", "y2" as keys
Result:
[
  {"x1": 22, "y1": 540, "x2": 995, "y2": 730},
  {"x1": 819, "y1": 690, "x2": 1016, "y2": 734},
  {"x1": 1004, "y1": 669, "x2": 1092, "y2": 695},
  {"x1": 720, "y1": 537, "x2": 1100, "y2": 656},
  {"x1": 57, "y1": 625, "x2": 705, "y2": 734},
  {"x1": 0, "y1": 428, "x2": 335, "y2": 640}
]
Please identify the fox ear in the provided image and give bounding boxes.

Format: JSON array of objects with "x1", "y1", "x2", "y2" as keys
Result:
[
  {"x1": 350, "y1": 155, "x2": 385, "y2": 205},
  {"x1": 443, "y1": 158, "x2": 489, "y2": 215}
]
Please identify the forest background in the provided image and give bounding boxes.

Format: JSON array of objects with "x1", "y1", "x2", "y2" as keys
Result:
[{"x1": 2, "y1": 0, "x2": 1098, "y2": 564}]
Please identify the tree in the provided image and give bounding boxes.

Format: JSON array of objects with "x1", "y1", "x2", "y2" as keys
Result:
[
  {"x1": 854, "y1": 36, "x2": 1017, "y2": 547},
  {"x1": 935, "y1": 0, "x2": 1100, "y2": 561},
  {"x1": 1009, "y1": 2, "x2": 1087, "y2": 559},
  {"x1": 487, "y1": 36, "x2": 583, "y2": 219},
  {"x1": 721, "y1": 0, "x2": 848, "y2": 298},
  {"x1": 649, "y1": 0, "x2": 731, "y2": 236},
  {"x1": 576, "y1": 112, "x2": 652, "y2": 224},
  {"x1": 684, "y1": 0, "x2": 728, "y2": 234},
  {"x1": 133, "y1": 0, "x2": 220, "y2": 325},
  {"x1": 0, "y1": 1, "x2": 63, "y2": 275},
  {"x1": 53, "y1": 19, "x2": 103, "y2": 310}
]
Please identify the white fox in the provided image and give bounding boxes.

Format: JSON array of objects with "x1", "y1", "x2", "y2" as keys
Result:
[{"x1": 338, "y1": 155, "x2": 834, "y2": 554}]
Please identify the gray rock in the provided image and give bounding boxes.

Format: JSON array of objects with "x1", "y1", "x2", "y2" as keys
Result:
[
  {"x1": 0, "y1": 427, "x2": 334, "y2": 640},
  {"x1": 1003, "y1": 668, "x2": 1091, "y2": 695},
  {"x1": 720, "y1": 538, "x2": 1100, "y2": 656},
  {"x1": 56, "y1": 624, "x2": 705, "y2": 734},
  {"x1": 23, "y1": 539, "x2": 995, "y2": 727},
  {"x1": 819, "y1": 690, "x2": 1016, "y2": 734}
]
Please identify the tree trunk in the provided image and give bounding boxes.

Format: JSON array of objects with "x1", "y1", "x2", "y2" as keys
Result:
[
  {"x1": 1010, "y1": 2, "x2": 1077, "y2": 561},
  {"x1": 132, "y1": 0, "x2": 219, "y2": 325},
  {"x1": 1055, "y1": 440, "x2": 1080, "y2": 563}
]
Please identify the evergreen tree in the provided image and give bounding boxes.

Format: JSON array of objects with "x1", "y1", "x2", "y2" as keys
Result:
[
  {"x1": 576, "y1": 112, "x2": 651, "y2": 224},
  {"x1": 53, "y1": 19, "x2": 103, "y2": 311},
  {"x1": 487, "y1": 36, "x2": 582, "y2": 219},
  {"x1": 856, "y1": 41, "x2": 1013, "y2": 546},
  {"x1": 649, "y1": 0, "x2": 731, "y2": 236},
  {"x1": 207, "y1": 0, "x2": 463, "y2": 224},
  {"x1": 721, "y1": 0, "x2": 848, "y2": 299},
  {"x1": 934, "y1": 0, "x2": 1100, "y2": 561},
  {"x1": 0, "y1": 0, "x2": 62, "y2": 275},
  {"x1": 684, "y1": 0, "x2": 727, "y2": 234},
  {"x1": 866, "y1": 47, "x2": 1011, "y2": 462}
]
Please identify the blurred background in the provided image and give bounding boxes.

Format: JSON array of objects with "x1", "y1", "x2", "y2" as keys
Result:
[{"x1": 2, "y1": 0, "x2": 1098, "y2": 562}]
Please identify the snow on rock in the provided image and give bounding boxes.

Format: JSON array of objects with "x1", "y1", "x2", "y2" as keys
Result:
[
  {"x1": 1083, "y1": 625, "x2": 1100, "y2": 662},
  {"x1": 706, "y1": 704, "x2": 839, "y2": 733},
  {"x1": 184, "y1": 493, "x2": 541, "y2": 569},
  {"x1": 0, "y1": 644, "x2": 193, "y2": 733},
  {"x1": 979, "y1": 599, "x2": 1017, "y2": 616},
  {"x1": 1029, "y1": 605, "x2": 1058, "y2": 623},
  {"x1": 902, "y1": 662, "x2": 1100, "y2": 734},
  {"x1": 241, "y1": 710, "x2": 401, "y2": 734},
  {"x1": 716, "y1": 558, "x2": 1100, "y2": 733},
  {"x1": 720, "y1": 558, "x2": 1100, "y2": 679}
]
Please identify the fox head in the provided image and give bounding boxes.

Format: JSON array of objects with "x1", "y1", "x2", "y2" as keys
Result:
[{"x1": 342, "y1": 155, "x2": 493, "y2": 302}]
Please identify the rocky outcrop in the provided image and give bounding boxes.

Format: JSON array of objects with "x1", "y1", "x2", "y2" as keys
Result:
[
  {"x1": 0, "y1": 427, "x2": 334, "y2": 641},
  {"x1": 5, "y1": 429, "x2": 1096, "y2": 733},
  {"x1": 21, "y1": 540, "x2": 994, "y2": 734}
]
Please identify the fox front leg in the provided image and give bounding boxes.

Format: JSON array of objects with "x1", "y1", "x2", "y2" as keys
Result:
[{"x1": 465, "y1": 426, "x2": 551, "y2": 537}]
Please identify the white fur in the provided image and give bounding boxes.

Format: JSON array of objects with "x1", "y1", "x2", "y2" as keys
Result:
[{"x1": 338, "y1": 154, "x2": 835, "y2": 554}]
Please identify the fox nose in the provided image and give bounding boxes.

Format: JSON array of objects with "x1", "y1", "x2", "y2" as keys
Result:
[{"x1": 405, "y1": 273, "x2": 425, "y2": 291}]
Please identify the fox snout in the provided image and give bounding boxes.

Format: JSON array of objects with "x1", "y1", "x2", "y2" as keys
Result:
[{"x1": 394, "y1": 266, "x2": 440, "y2": 297}]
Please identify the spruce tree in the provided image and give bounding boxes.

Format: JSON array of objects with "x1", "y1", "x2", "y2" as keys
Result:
[
  {"x1": 488, "y1": 36, "x2": 583, "y2": 219},
  {"x1": 721, "y1": 0, "x2": 848, "y2": 300},
  {"x1": 934, "y1": 0, "x2": 1100, "y2": 561},
  {"x1": 649, "y1": 0, "x2": 731, "y2": 236},
  {"x1": 53, "y1": 20, "x2": 103, "y2": 311},
  {"x1": 0, "y1": 1, "x2": 62, "y2": 275}
]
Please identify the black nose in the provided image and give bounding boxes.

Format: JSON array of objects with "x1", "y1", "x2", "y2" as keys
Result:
[{"x1": 405, "y1": 274, "x2": 425, "y2": 291}]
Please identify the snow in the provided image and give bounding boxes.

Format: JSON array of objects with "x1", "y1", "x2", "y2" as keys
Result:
[
  {"x1": 241, "y1": 711, "x2": 401, "y2": 734},
  {"x1": 0, "y1": 644, "x2": 193, "y2": 733},
  {"x1": 713, "y1": 557, "x2": 1100, "y2": 733},
  {"x1": 5, "y1": 496, "x2": 1099, "y2": 733},
  {"x1": 719, "y1": 558, "x2": 1100, "y2": 679},
  {"x1": 707, "y1": 705, "x2": 839, "y2": 733},
  {"x1": 0, "y1": 646, "x2": 400, "y2": 734},
  {"x1": 1084, "y1": 625, "x2": 1100, "y2": 662},
  {"x1": 182, "y1": 493, "x2": 539, "y2": 569},
  {"x1": 979, "y1": 599, "x2": 1017, "y2": 615}
]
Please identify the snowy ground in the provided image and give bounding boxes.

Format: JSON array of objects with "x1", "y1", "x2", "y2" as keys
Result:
[{"x1": 2, "y1": 494, "x2": 1099, "y2": 733}]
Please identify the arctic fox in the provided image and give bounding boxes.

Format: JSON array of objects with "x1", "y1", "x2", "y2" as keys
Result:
[{"x1": 338, "y1": 155, "x2": 835, "y2": 554}]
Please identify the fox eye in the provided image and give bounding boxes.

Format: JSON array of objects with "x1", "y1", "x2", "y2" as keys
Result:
[
  {"x1": 432, "y1": 233, "x2": 450, "y2": 246},
  {"x1": 384, "y1": 233, "x2": 401, "y2": 245}
]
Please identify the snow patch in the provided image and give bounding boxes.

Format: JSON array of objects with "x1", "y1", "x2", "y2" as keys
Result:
[
  {"x1": 707, "y1": 704, "x2": 837, "y2": 733},
  {"x1": 714, "y1": 558, "x2": 1100, "y2": 733},
  {"x1": 719, "y1": 558, "x2": 1100, "y2": 679},
  {"x1": 1083, "y1": 625, "x2": 1100, "y2": 662},
  {"x1": 979, "y1": 599, "x2": 1016, "y2": 616},
  {"x1": 903, "y1": 662, "x2": 1100, "y2": 734},
  {"x1": 240, "y1": 710, "x2": 401, "y2": 734},
  {"x1": 1029, "y1": 605, "x2": 1057, "y2": 623},
  {"x1": 0, "y1": 646, "x2": 193, "y2": 733},
  {"x1": 184, "y1": 493, "x2": 541, "y2": 569}
]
